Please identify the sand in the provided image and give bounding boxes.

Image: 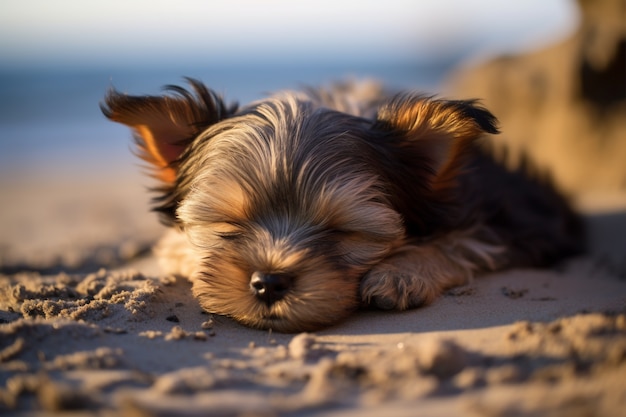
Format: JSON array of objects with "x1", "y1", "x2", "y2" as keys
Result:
[{"x1": 1, "y1": 163, "x2": 626, "y2": 417}]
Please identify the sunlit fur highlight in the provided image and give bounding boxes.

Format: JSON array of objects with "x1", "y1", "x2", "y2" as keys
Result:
[{"x1": 102, "y1": 79, "x2": 585, "y2": 332}]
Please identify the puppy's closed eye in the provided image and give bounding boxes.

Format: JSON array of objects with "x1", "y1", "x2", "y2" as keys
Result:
[{"x1": 211, "y1": 222, "x2": 243, "y2": 238}]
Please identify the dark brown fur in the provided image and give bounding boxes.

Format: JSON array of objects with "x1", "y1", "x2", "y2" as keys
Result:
[{"x1": 101, "y1": 79, "x2": 585, "y2": 332}]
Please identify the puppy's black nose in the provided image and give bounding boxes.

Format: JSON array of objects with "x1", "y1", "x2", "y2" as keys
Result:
[{"x1": 250, "y1": 272, "x2": 293, "y2": 305}]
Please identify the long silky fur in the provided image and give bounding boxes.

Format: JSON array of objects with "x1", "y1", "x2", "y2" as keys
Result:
[{"x1": 103, "y1": 80, "x2": 586, "y2": 332}]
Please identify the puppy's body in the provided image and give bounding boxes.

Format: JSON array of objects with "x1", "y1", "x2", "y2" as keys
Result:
[{"x1": 102, "y1": 80, "x2": 584, "y2": 332}]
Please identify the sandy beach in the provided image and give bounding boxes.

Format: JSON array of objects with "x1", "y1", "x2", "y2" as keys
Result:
[
  {"x1": 2, "y1": 0, "x2": 625, "y2": 415},
  {"x1": 1, "y1": 162, "x2": 625, "y2": 416}
]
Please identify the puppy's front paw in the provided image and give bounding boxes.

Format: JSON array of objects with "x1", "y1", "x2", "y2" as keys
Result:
[
  {"x1": 360, "y1": 262, "x2": 438, "y2": 310},
  {"x1": 360, "y1": 245, "x2": 472, "y2": 310}
]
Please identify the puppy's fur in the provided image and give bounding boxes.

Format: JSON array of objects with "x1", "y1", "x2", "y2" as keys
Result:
[{"x1": 102, "y1": 79, "x2": 584, "y2": 332}]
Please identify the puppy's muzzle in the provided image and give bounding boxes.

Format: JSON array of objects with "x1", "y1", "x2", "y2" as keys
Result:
[{"x1": 250, "y1": 271, "x2": 294, "y2": 306}]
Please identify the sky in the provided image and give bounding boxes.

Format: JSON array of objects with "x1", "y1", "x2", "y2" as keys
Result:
[{"x1": 0, "y1": 0, "x2": 579, "y2": 69}]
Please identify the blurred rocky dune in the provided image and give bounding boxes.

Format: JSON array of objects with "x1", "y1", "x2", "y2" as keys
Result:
[{"x1": 447, "y1": 0, "x2": 626, "y2": 201}]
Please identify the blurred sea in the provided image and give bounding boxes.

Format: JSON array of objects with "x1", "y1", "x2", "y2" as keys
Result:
[{"x1": 0, "y1": 62, "x2": 451, "y2": 177}]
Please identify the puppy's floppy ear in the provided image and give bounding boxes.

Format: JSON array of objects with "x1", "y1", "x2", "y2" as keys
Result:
[
  {"x1": 101, "y1": 78, "x2": 236, "y2": 183},
  {"x1": 372, "y1": 94, "x2": 498, "y2": 234},
  {"x1": 375, "y1": 94, "x2": 498, "y2": 191}
]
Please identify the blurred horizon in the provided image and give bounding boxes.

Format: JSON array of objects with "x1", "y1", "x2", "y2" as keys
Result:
[
  {"x1": 1, "y1": 0, "x2": 577, "y2": 70},
  {"x1": 0, "y1": 1, "x2": 580, "y2": 177}
]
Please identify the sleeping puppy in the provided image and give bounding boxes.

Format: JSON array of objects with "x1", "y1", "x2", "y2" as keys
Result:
[{"x1": 101, "y1": 79, "x2": 584, "y2": 332}]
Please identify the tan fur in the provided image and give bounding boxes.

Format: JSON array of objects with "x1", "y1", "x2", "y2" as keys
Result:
[
  {"x1": 154, "y1": 228, "x2": 200, "y2": 278},
  {"x1": 175, "y1": 166, "x2": 406, "y2": 331}
]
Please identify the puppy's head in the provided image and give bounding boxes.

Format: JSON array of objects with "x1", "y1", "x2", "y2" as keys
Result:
[{"x1": 102, "y1": 79, "x2": 497, "y2": 332}]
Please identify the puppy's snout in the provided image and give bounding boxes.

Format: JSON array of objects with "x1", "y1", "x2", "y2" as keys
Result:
[{"x1": 250, "y1": 272, "x2": 293, "y2": 305}]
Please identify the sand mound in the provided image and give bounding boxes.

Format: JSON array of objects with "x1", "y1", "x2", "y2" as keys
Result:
[{"x1": 446, "y1": 0, "x2": 626, "y2": 197}]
